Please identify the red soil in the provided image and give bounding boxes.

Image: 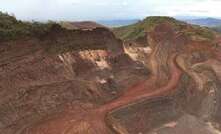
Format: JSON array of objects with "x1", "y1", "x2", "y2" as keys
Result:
[
  {"x1": 98, "y1": 54, "x2": 182, "y2": 113},
  {"x1": 25, "y1": 54, "x2": 182, "y2": 134},
  {"x1": 22, "y1": 22, "x2": 221, "y2": 134}
]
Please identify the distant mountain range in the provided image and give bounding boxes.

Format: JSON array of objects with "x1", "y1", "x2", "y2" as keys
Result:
[
  {"x1": 97, "y1": 19, "x2": 139, "y2": 27},
  {"x1": 183, "y1": 18, "x2": 221, "y2": 27}
]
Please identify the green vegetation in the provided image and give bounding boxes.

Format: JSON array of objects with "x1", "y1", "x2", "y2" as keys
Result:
[
  {"x1": 184, "y1": 25, "x2": 215, "y2": 41},
  {"x1": 113, "y1": 16, "x2": 215, "y2": 41},
  {"x1": 113, "y1": 16, "x2": 184, "y2": 40},
  {"x1": 0, "y1": 12, "x2": 110, "y2": 54},
  {"x1": 0, "y1": 12, "x2": 55, "y2": 41}
]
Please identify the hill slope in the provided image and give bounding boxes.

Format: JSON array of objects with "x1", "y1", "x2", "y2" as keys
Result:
[
  {"x1": 0, "y1": 12, "x2": 54, "y2": 41},
  {"x1": 113, "y1": 16, "x2": 216, "y2": 43}
]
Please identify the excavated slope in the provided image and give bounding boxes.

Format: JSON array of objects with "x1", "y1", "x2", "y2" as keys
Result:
[
  {"x1": 1, "y1": 16, "x2": 221, "y2": 134},
  {"x1": 0, "y1": 23, "x2": 148, "y2": 134}
]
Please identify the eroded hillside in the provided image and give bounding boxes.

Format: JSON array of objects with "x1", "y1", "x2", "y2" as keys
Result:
[
  {"x1": 0, "y1": 13, "x2": 148, "y2": 134},
  {"x1": 1, "y1": 14, "x2": 221, "y2": 134}
]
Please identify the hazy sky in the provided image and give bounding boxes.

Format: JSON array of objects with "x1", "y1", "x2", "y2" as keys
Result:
[{"x1": 0, "y1": 0, "x2": 220, "y2": 21}]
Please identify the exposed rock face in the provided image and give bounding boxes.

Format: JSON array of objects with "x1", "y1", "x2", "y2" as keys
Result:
[
  {"x1": 1, "y1": 16, "x2": 221, "y2": 134},
  {"x1": 0, "y1": 26, "x2": 148, "y2": 134},
  {"x1": 123, "y1": 43, "x2": 152, "y2": 67}
]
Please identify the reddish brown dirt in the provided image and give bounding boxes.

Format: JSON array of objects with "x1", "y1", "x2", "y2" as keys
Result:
[
  {"x1": 2, "y1": 20, "x2": 221, "y2": 134},
  {"x1": 24, "y1": 53, "x2": 182, "y2": 134},
  {"x1": 98, "y1": 54, "x2": 182, "y2": 113},
  {"x1": 0, "y1": 24, "x2": 149, "y2": 134}
]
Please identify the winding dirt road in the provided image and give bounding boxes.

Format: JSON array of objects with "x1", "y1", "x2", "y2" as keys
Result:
[
  {"x1": 98, "y1": 54, "x2": 182, "y2": 113},
  {"x1": 24, "y1": 54, "x2": 183, "y2": 134}
]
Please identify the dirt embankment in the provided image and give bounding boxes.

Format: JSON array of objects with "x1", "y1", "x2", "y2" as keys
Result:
[{"x1": 0, "y1": 25, "x2": 148, "y2": 134}]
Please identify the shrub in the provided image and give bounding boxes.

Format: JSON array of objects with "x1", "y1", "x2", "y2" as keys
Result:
[{"x1": 0, "y1": 11, "x2": 55, "y2": 41}]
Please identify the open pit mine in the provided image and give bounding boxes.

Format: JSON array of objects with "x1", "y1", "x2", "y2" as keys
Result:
[{"x1": 1, "y1": 14, "x2": 221, "y2": 134}]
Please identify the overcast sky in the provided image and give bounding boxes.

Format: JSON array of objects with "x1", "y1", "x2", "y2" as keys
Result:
[{"x1": 0, "y1": 0, "x2": 220, "y2": 21}]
